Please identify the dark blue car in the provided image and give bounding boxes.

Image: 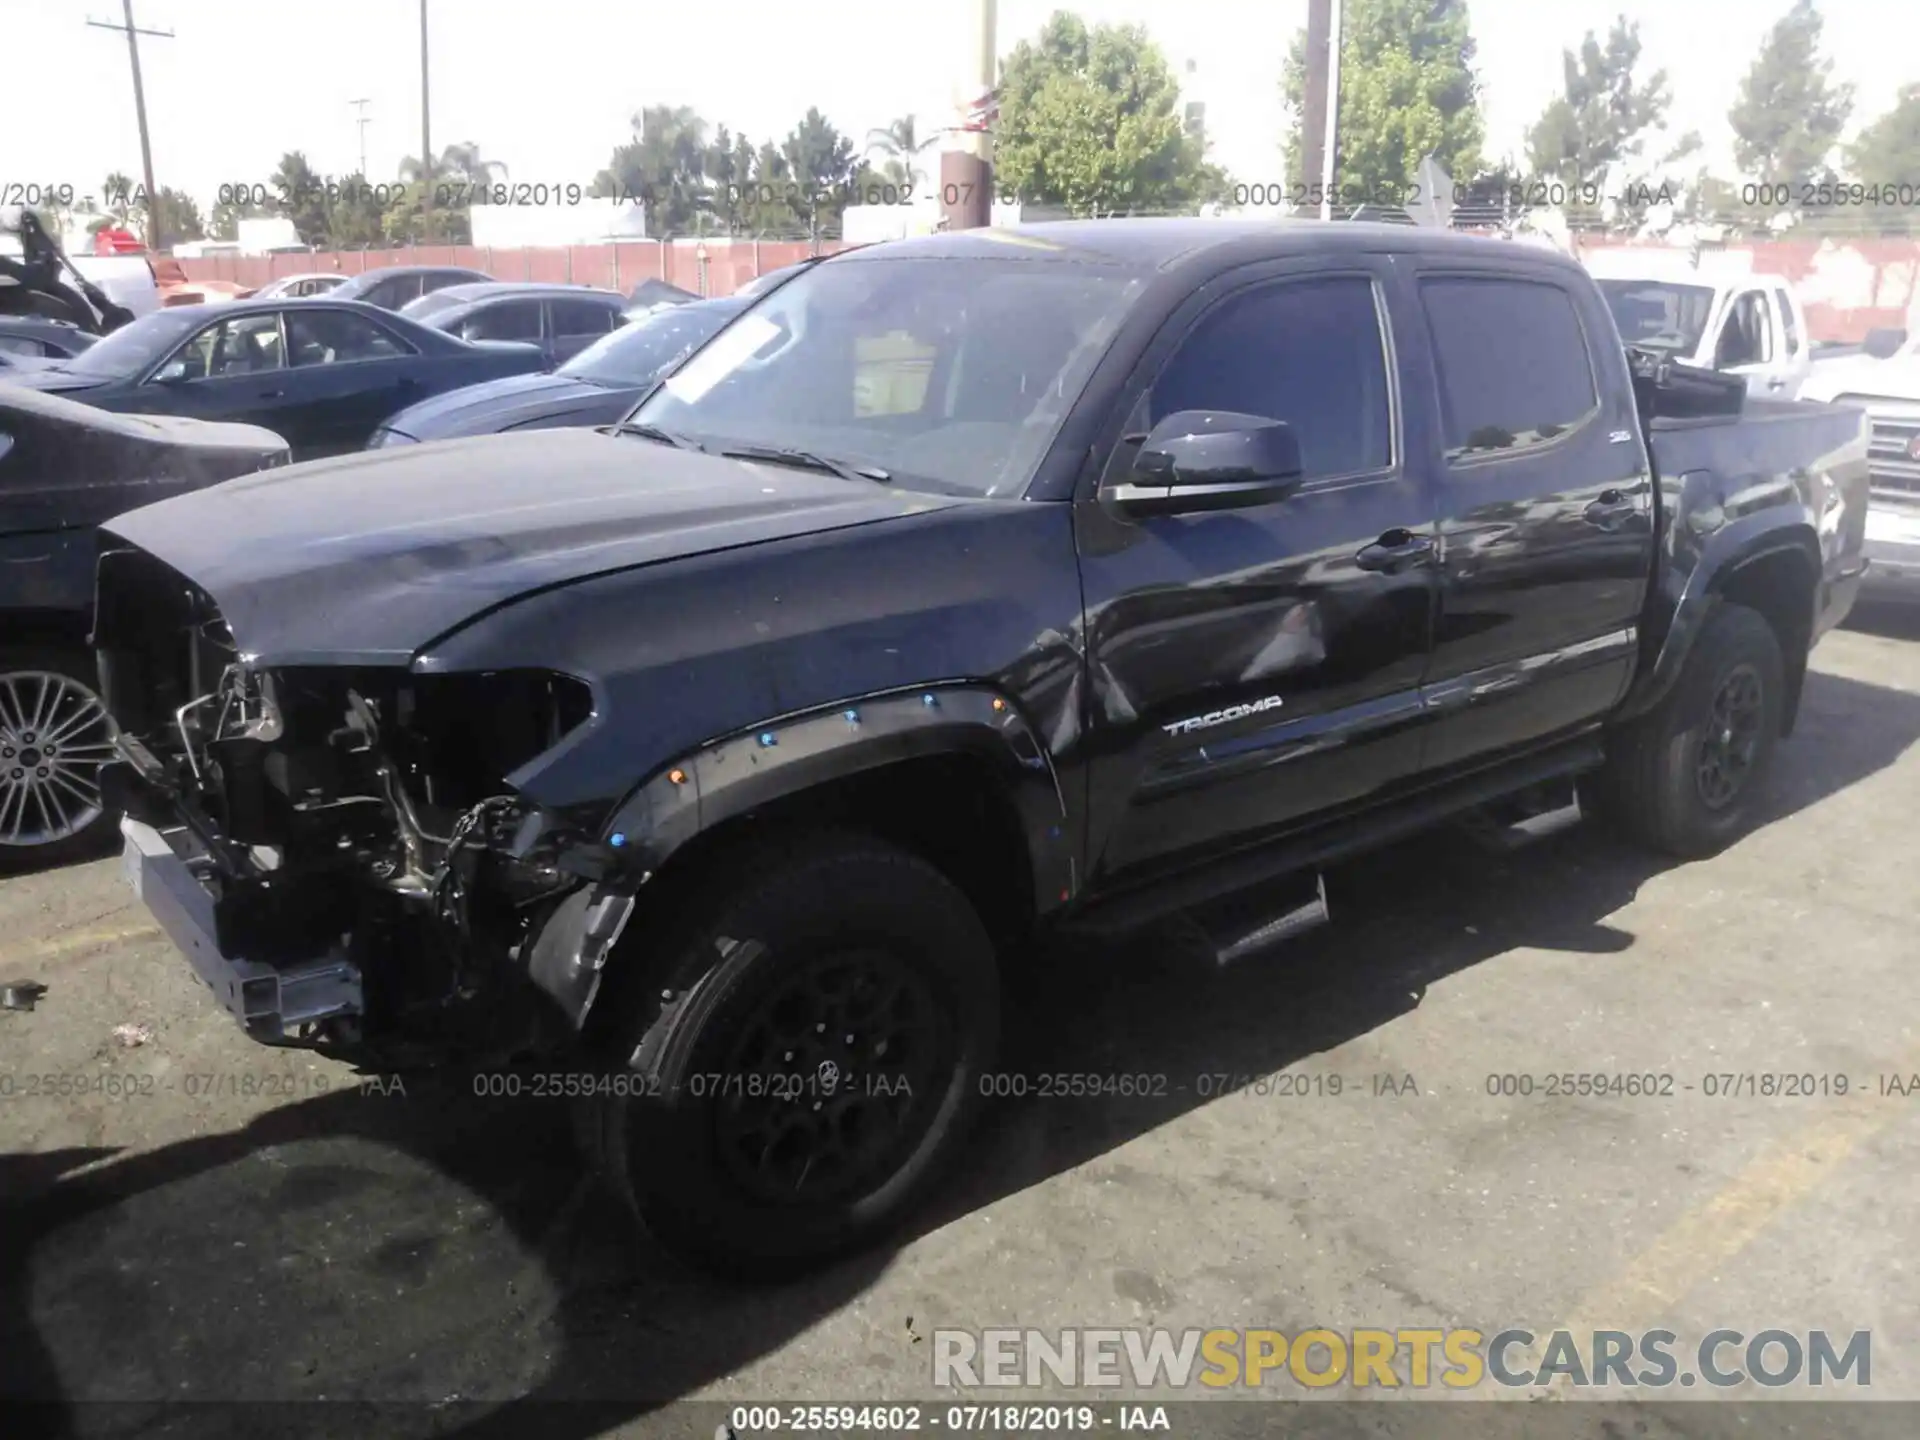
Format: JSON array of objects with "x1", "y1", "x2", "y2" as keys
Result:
[
  {"x1": 5, "y1": 298, "x2": 546, "y2": 460},
  {"x1": 369, "y1": 294, "x2": 750, "y2": 447},
  {"x1": 400, "y1": 283, "x2": 631, "y2": 367}
]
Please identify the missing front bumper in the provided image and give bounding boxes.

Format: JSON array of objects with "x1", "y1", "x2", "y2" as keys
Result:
[{"x1": 122, "y1": 816, "x2": 364, "y2": 1045}]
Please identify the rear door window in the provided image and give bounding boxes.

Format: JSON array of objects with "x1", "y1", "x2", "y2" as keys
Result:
[
  {"x1": 548, "y1": 298, "x2": 618, "y2": 342},
  {"x1": 1419, "y1": 277, "x2": 1598, "y2": 460},
  {"x1": 460, "y1": 300, "x2": 543, "y2": 343}
]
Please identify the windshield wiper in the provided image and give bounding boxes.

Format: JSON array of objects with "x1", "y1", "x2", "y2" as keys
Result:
[
  {"x1": 609, "y1": 420, "x2": 703, "y2": 450},
  {"x1": 716, "y1": 444, "x2": 891, "y2": 483}
]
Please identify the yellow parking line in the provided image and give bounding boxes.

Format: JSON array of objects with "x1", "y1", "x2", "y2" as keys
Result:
[
  {"x1": 1508, "y1": 1060, "x2": 1916, "y2": 1395},
  {"x1": 1, "y1": 922, "x2": 163, "y2": 968}
]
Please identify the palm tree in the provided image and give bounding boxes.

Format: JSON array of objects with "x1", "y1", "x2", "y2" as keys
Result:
[
  {"x1": 864, "y1": 116, "x2": 938, "y2": 192},
  {"x1": 399, "y1": 142, "x2": 507, "y2": 186}
]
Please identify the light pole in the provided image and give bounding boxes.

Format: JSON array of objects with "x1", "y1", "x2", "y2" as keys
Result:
[{"x1": 351, "y1": 98, "x2": 371, "y2": 179}]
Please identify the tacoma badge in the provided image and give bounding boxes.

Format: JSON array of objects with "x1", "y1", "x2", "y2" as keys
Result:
[{"x1": 1162, "y1": 695, "x2": 1285, "y2": 737}]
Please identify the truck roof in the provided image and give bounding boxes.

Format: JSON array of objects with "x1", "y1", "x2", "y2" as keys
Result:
[{"x1": 834, "y1": 217, "x2": 1586, "y2": 275}]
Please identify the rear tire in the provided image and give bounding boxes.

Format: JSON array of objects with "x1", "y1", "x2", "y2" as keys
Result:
[
  {"x1": 586, "y1": 831, "x2": 1000, "y2": 1278},
  {"x1": 0, "y1": 645, "x2": 119, "y2": 871},
  {"x1": 1595, "y1": 602, "x2": 1785, "y2": 857}
]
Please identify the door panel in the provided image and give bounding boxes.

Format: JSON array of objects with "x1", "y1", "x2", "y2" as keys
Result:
[
  {"x1": 1078, "y1": 264, "x2": 1438, "y2": 884},
  {"x1": 1412, "y1": 269, "x2": 1655, "y2": 772},
  {"x1": 283, "y1": 307, "x2": 420, "y2": 455}
]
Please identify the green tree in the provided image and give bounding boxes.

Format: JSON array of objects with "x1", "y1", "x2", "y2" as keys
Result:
[
  {"x1": 209, "y1": 192, "x2": 267, "y2": 241},
  {"x1": 780, "y1": 107, "x2": 859, "y2": 238},
  {"x1": 150, "y1": 186, "x2": 205, "y2": 244},
  {"x1": 97, "y1": 171, "x2": 140, "y2": 225},
  {"x1": 995, "y1": 12, "x2": 1224, "y2": 216},
  {"x1": 320, "y1": 172, "x2": 391, "y2": 248},
  {"x1": 1525, "y1": 17, "x2": 1671, "y2": 187},
  {"x1": 270, "y1": 151, "x2": 330, "y2": 246},
  {"x1": 1847, "y1": 84, "x2": 1920, "y2": 233},
  {"x1": 1849, "y1": 84, "x2": 1920, "y2": 187},
  {"x1": 591, "y1": 104, "x2": 711, "y2": 235},
  {"x1": 1282, "y1": 0, "x2": 1484, "y2": 200},
  {"x1": 1729, "y1": 0, "x2": 1853, "y2": 188}
]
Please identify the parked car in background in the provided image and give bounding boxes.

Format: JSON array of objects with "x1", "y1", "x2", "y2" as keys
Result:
[
  {"x1": 402, "y1": 282, "x2": 630, "y2": 366},
  {"x1": 324, "y1": 265, "x2": 492, "y2": 311},
  {"x1": 1586, "y1": 250, "x2": 1813, "y2": 399},
  {"x1": 3, "y1": 298, "x2": 546, "y2": 460},
  {"x1": 250, "y1": 272, "x2": 351, "y2": 300},
  {"x1": 98, "y1": 220, "x2": 1866, "y2": 1275},
  {"x1": 625, "y1": 277, "x2": 698, "y2": 313},
  {"x1": 0, "y1": 385, "x2": 289, "y2": 865},
  {"x1": 370, "y1": 293, "x2": 753, "y2": 446},
  {"x1": 0, "y1": 317, "x2": 100, "y2": 362},
  {"x1": 1800, "y1": 328, "x2": 1920, "y2": 603}
]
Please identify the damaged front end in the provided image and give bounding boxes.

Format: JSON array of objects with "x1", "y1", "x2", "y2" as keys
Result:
[{"x1": 95, "y1": 545, "x2": 631, "y2": 1067}]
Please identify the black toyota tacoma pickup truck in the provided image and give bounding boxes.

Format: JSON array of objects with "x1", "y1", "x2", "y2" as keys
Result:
[{"x1": 94, "y1": 220, "x2": 1870, "y2": 1274}]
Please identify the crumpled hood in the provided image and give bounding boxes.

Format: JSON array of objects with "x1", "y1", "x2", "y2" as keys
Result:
[
  {"x1": 102, "y1": 426, "x2": 963, "y2": 667},
  {"x1": 381, "y1": 371, "x2": 632, "y2": 441}
]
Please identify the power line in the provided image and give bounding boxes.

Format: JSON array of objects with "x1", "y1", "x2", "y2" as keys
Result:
[{"x1": 86, "y1": 0, "x2": 174, "y2": 249}]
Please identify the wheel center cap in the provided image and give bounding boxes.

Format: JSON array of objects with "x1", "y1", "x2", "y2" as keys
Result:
[{"x1": 17, "y1": 747, "x2": 39, "y2": 768}]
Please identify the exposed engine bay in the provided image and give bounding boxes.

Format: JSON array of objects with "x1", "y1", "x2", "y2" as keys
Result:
[{"x1": 94, "y1": 544, "x2": 615, "y2": 1066}]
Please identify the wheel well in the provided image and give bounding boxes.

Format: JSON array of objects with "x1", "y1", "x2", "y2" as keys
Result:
[
  {"x1": 634, "y1": 752, "x2": 1039, "y2": 955},
  {"x1": 1713, "y1": 545, "x2": 1816, "y2": 735}
]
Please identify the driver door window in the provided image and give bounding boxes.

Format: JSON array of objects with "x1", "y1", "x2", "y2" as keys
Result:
[
  {"x1": 1715, "y1": 291, "x2": 1774, "y2": 368},
  {"x1": 164, "y1": 313, "x2": 284, "y2": 381}
]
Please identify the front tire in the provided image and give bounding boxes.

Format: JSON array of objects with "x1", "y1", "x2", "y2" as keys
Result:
[
  {"x1": 0, "y1": 646, "x2": 120, "y2": 870},
  {"x1": 588, "y1": 832, "x2": 1000, "y2": 1278},
  {"x1": 1595, "y1": 602, "x2": 1786, "y2": 857}
]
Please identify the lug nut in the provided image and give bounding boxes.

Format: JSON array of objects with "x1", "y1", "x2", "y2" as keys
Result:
[
  {"x1": 36, "y1": 767, "x2": 49, "y2": 778},
  {"x1": 20, "y1": 733, "x2": 33, "y2": 744}
]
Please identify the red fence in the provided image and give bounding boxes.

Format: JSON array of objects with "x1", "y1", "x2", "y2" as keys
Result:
[
  {"x1": 173, "y1": 231, "x2": 1920, "y2": 342},
  {"x1": 1579, "y1": 234, "x2": 1919, "y2": 343},
  {"x1": 174, "y1": 237, "x2": 851, "y2": 298}
]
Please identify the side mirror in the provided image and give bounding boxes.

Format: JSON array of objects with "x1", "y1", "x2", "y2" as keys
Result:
[
  {"x1": 1863, "y1": 328, "x2": 1907, "y2": 360},
  {"x1": 150, "y1": 359, "x2": 190, "y2": 385},
  {"x1": 1102, "y1": 410, "x2": 1305, "y2": 518}
]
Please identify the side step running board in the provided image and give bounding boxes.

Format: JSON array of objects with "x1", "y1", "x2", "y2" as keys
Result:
[
  {"x1": 1205, "y1": 873, "x2": 1330, "y2": 966},
  {"x1": 1071, "y1": 734, "x2": 1604, "y2": 937},
  {"x1": 1457, "y1": 779, "x2": 1586, "y2": 853}
]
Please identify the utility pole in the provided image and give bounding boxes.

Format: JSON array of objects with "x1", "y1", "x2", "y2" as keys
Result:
[
  {"x1": 1319, "y1": 0, "x2": 1343, "y2": 221},
  {"x1": 939, "y1": 0, "x2": 997, "y2": 231},
  {"x1": 87, "y1": 0, "x2": 173, "y2": 250},
  {"x1": 1299, "y1": 0, "x2": 1330, "y2": 214},
  {"x1": 419, "y1": 0, "x2": 433, "y2": 192},
  {"x1": 350, "y1": 98, "x2": 372, "y2": 179}
]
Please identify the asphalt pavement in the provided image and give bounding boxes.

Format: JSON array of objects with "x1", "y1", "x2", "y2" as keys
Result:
[{"x1": 3, "y1": 607, "x2": 1918, "y2": 1440}]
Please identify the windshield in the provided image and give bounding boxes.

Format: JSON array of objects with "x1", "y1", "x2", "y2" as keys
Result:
[
  {"x1": 1597, "y1": 279, "x2": 1717, "y2": 355},
  {"x1": 53, "y1": 311, "x2": 190, "y2": 378},
  {"x1": 630, "y1": 256, "x2": 1145, "y2": 497},
  {"x1": 563, "y1": 304, "x2": 740, "y2": 386}
]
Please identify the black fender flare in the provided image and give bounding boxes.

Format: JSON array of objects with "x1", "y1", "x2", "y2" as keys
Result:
[
  {"x1": 1618, "y1": 511, "x2": 1822, "y2": 726},
  {"x1": 526, "y1": 684, "x2": 1073, "y2": 1028}
]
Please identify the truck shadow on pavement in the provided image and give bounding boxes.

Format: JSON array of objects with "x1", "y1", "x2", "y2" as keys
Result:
[{"x1": 3, "y1": 665, "x2": 1918, "y2": 1439}]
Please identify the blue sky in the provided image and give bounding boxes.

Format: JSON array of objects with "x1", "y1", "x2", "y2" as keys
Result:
[{"x1": 7, "y1": 0, "x2": 1909, "y2": 212}]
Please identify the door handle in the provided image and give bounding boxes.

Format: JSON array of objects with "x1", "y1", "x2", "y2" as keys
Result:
[
  {"x1": 1766, "y1": 376, "x2": 1787, "y2": 390},
  {"x1": 1354, "y1": 530, "x2": 1434, "y2": 573},
  {"x1": 255, "y1": 388, "x2": 284, "y2": 399},
  {"x1": 1584, "y1": 490, "x2": 1640, "y2": 529}
]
